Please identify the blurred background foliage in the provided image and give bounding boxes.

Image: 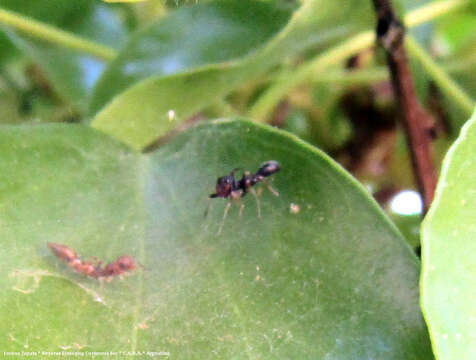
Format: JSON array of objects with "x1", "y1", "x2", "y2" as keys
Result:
[{"x1": 0, "y1": 0, "x2": 474, "y2": 251}]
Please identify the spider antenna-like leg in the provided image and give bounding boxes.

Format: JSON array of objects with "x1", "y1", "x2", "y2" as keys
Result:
[
  {"x1": 205, "y1": 193, "x2": 219, "y2": 218},
  {"x1": 204, "y1": 197, "x2": 212, "y2": 218},
  {"x1": 262, "y1": 179, "x2": 279, "y2": 197},
  {"x1": 249, "y1": 187, "x2": 261, "y2": 219},
  {"x1": 217, "y1": 201, "x2": 232, "y2": 235},
  {"x1": 230, "y1": 168, "x2": 242, "y2": 177},
  {"x1": 239, "y1": 201, "x2": 245, "y2": 218}
]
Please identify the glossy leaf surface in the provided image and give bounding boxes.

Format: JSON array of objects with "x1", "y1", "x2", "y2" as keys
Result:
[
  {"x1": 421, "y1": 109, "x2": 476, "y2": 360},
  {"x1": 0, "y1": 119, "x2": 431, "y2": 358},
  {"x1": 89, "y1": 0, "x2": 292, "y2": 114},
  {"x1": 0, "y1": 0, "x2": 128, "y2": 110},
  {"x1": 91, "y1": 0, "x2": 372, "y2": 150}
]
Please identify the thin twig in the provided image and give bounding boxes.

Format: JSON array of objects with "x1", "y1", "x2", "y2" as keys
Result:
[
  {"x1": 371, "y1": 0, "x2": 437, "y2": 213},
  {"x1": 406, "y1": 36, "x2": 475, "y2": 115},
  {"x1": 0, "y1": 7, "x2": 116, "y2": 60},
  {"x1": 270, "y1": 101, "x2": 290, "y2": 127}
]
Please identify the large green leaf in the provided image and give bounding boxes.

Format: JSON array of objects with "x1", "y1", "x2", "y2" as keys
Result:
[
  {"x1": 91, "y1": 0, "x2": 372, "y2": 150},
  {"x1": 0, "y1": 0, "x2": 129, "y2": 111},
  {"x1": 421, "y1": 109, "x2": 476, "y2": 359},
  {"x1": 89, "y1": 0, "x2": 292, "y2": 115},
  {"x1": 0, "y1": 119, "x2": 432, "y2": 358}
]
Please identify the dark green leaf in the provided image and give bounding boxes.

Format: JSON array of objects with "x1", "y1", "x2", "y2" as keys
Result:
[
  {"x1": 90, "y1": 0, "x2": 292, "y2": 115},
  {"x1": 90, "y1": 0, "x2": 372, "y2": 150},
  {"x1": 0, "y1": 0, "x2": 129, "y2": 111}
]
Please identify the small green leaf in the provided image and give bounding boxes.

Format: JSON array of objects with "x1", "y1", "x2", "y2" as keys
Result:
[
  {"x1": 421, "y1": 108, "x2": 476, "y2": 360},
  {"x1": 0, "y1": 119, "x2": 431, "y2": 357},
  {"x1": 0, "y1": 0, "x2": 129, "y2": 111},
  {"x1": 91, "y1": 0, "x2": 372, "y2": 150}
]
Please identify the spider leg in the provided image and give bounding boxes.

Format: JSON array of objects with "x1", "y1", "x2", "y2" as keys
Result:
[
  {"x1": 249, "y1": 187, "x2": 261, "y2": 219},
  {"x1": 262, "y1": 179, "x2": 279, "y2": 197},
  {"x1": 239, "y1": 201, "x2": 245, "y2": 218},
  {"x1": 217, "y1": 201, "x2": 232, "y2": 235},
  {"x1": 230, "y1": 168, "x2": 243, "y2": 177},
  {"x1": 204, "y1": 197, "x2": 212, "y2": 218}
]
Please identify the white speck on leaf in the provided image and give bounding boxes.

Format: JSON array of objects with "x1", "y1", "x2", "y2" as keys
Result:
[
  {"x1": 290, "y1": 203, "x2": 300, "y2": 214},
  {"x1": 168, "y1": 110, "x2": 176, "y2": 122}
]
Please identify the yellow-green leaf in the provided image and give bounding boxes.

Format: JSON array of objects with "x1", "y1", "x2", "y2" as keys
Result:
[{"x1": 421, "y1": 108, "x2": 476, "y2": 359}]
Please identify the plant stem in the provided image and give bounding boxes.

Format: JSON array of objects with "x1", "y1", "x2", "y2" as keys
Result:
[
  {"x1": 405, "y1": 0, "x2": 469, "y2": 27},
  {"x1": 0, "y1": 7, "x2": 116, "y2": 61},
  {"x1": 249, "y1": 31, "x2": 375, "y2": 119},
  {"x1": 249, "y1": 0, "x2": 470, "y2": 120},
  {"x1": 308, "y1": 52, "x2": 476, "y2": 87},
  {"x1": 312, "y1": 68, "x2": 389, "y2": 85},
  {"x1": 372, "y1": 0, "x2": 437, "y2": 213},
  {"x1": 406, "y1": 36, "x2": 475, "y2": 116}
]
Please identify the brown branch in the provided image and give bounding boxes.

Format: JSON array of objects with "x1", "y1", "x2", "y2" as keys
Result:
[
  {"x1": 372, "y1": 0, "x2": 437, "y2": 213},
  {"x1": 270, "y1": 100, "x2": 291, "y2": 128}
]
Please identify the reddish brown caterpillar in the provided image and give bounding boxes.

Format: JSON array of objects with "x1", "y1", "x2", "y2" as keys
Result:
[{"x1": 47, "y1": 242, "x2": 137, "y2": 280}]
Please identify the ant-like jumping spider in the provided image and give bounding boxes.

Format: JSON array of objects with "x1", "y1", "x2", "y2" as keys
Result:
[{"x1": 206, "y1": 160, "x2": 280, "y2": 234}]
